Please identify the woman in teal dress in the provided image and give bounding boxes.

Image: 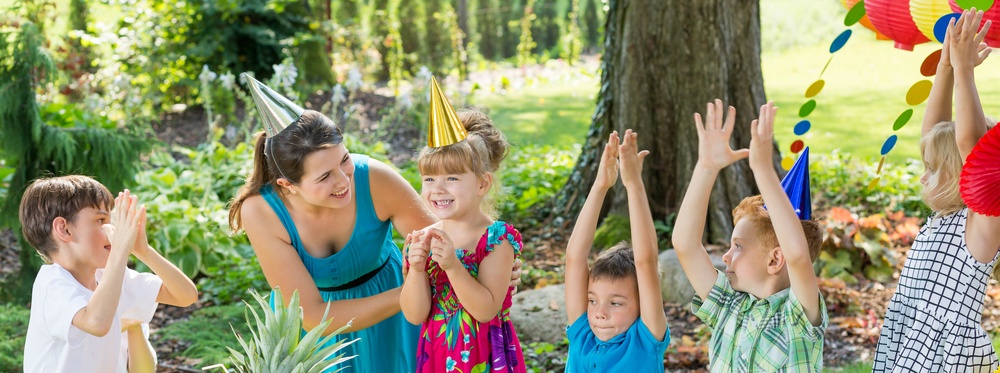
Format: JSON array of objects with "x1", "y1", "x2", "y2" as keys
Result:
[{"x1": 228, "y1": 76, "x2": 517, "y2": 372}]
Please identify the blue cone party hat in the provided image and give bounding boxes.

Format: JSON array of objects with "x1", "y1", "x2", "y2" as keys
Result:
[{"x1": 779, "y1": 147, "x2": 812, "y2": 220}]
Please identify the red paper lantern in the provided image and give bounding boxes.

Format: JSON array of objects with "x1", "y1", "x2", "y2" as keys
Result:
[
  {"x1": 867, "y1": 0, "x2": 932, "y2": 50},
  {"x1": 949, "y1": 1, "x2": 1000, "y2": 47}
]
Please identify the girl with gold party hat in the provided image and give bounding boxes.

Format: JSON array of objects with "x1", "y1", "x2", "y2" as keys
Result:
[{"x1": 400, "y1": 77, "x2": 527, "y2": 372}]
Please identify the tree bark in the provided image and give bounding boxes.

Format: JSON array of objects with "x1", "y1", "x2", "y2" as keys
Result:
[{"x1": 550, "y1": 0, "x2": 781, "y2": 245}]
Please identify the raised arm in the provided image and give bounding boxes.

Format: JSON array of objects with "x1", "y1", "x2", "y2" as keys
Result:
[
  {"x1": 748, "y1": 102, "x2": 822, "y2": 326},
  {"x1": 400, "y1": 230, "x2": 432, "y2": 324},
  {"x1": 242, "y1": 196, "x2": 402, "y2": 334},
  {"x1": 72, "y1": 192, "x2": 140, "y2": 337},
  {"x1": 949, "y1": 10, "x2": 1000, "y2": 264},
  {"x1": 922, "y1": 23, "x2": 954, "y2": 137},
  {"x1": 425, "y1": 228, "x2": 515, "y2": 322},
  {"x1": 672, "y1": 100, "x2": 750, "y2": 300},
  {"x1": 948, "y1": 11, "x2": 991, "y2": 160},
  {"x1": 618, "y1": 129, "x2": 667, "y2": 341},
  {"x1": 565, "y1": 132, "x2": 620, "y2": 323},
  {"x1": 949, "y1": 9, "x2": 993, "y2": 159},
  {"x1": 131, "y1": 204, "x2": 198, "y2": 307}
]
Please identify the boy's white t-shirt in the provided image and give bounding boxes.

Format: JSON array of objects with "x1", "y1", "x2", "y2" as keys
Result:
[{"x1": 23, "y1": 263, "x2": 162, "y2": 373}]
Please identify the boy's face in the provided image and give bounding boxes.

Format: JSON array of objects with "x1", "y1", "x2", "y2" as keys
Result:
[
  {"x1": 66, "y1": 204, "x2": 113, "y2": 270},
  {"x1": 296, "y1": 145, "x2": 355, "y2": 209},
  {"x1": 421, "y1": 170, "x2": 487, "y2": 221},
  {"x1": 723, "y1": 219, "x2": 775, "y2": 296},
  {"x1": 587, "y1": 277, "x2": 640, "y2": 342}
]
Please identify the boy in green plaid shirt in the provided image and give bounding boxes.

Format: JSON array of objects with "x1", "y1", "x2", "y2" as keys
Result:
[{"x1": 672, "y1": 100, "x2": 827, "y2": 372}]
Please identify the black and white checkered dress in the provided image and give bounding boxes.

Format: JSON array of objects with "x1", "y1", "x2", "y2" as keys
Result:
[{"x1": 873, "y1": 208, "x2": 1000, "y2": 372}]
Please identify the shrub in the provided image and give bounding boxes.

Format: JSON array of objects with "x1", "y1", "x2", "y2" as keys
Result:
[
  {"x1": 157, "y1": 303, "x2": 251, "y2": 365},
  {"x1": 0, "y1": 304, "x2": 29, "y2": 371}
]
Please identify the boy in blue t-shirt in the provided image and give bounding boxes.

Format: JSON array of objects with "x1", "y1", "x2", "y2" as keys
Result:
[{"x1": 564, "y1": 130, "x2": 670, "y2": 372}]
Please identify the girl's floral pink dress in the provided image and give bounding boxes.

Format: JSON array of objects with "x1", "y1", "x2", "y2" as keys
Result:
[{"x1": 409, "y1": 221, "x2": 526, "y2": 373}]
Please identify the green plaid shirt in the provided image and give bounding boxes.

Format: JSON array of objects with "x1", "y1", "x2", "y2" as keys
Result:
[{"x1": 691, "y1": 270, "x2": 828, "y2": 372}]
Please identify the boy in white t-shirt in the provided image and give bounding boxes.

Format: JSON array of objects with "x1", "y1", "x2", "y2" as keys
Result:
[{"x1": 19, "y1": 176, "x2": 199, "y2": 372}]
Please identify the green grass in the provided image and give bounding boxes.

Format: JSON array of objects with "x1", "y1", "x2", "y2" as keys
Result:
[
  {"x1": 471, "y1": 71, "x2": 599, "y2": 148},
  {"x1": 824, "y1": 361, "x2": 874, "y2": 373}
]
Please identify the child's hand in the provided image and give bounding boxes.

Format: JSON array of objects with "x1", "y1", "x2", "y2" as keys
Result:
[
  {"x1": 405, "y1": 230, "x2": 430, "y2": 273},
  {"x1": 949, "y1": 9, "x2": 992, "y2": 70},
  {"x1": 618, "y1": 129, "x2": 649, "y2": 189},
  {"x1": 121, "y1": 319, "x2": 143, "y2": 332},
  {"x1": 593, "y1": 131, "x2": 620, "y2": 191},
  {"x1": 694, "y1": 99, "x2": 750, "y2": 171},
  {"x1": 749, "y1": 101, "x2": 778, "y2": 172},
  {"x1": 109, "y1": 190, "x2": 142, "y2": 258},
  {"x1": 426, "y1": 228, "x2": 460, "y2": 272},
  {"x1": 131, "y1": 200, "x2": 151, "y2": 258}
]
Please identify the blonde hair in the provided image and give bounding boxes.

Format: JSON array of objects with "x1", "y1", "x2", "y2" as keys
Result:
[
  {"x1": 732, "y1": 195, "x2": 823, "y2": 262},
  {"x1": 920, "y1": 121, "x2": 965, "y2": 216},
  {"x1": 417, "y1": 109, "x2": 509, "y2": 218}
]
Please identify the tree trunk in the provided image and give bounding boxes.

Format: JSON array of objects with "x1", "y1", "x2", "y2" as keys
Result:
[{"x1": 549, "y1": 0, "x2": 781, "y2": 245}]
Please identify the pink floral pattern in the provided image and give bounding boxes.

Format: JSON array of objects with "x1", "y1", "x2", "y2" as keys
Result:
[{"x1": 412, "y1": 222, "x2": 526, "y2": 373}]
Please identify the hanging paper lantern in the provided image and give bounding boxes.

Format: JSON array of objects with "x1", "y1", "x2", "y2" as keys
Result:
[
  {"x1": 912, "y1": 0, "x2": 957, "y2": 41},
  {"x1": 867, "y1": 0, "x2": 932, "y2": 50},
  {"x1": 949, "y1": 0, "x2": 1000, "y2": 47},
  {"x1": 843, "y1": 0, "x2": 894, "y2": 39},
  {"x1": 961, "y1": 124, "x2": 1000, "y2": 216}
]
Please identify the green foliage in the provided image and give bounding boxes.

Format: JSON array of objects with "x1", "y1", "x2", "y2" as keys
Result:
[
  {"x1": 559, "y1": 0, "x2": 583, "y2": 64},
  {"x1": 815, "y1": 208, "x2": 920, "y2": 283},
  {"x1": 580, "y1": 0, "x2": 603, "y2": 51},
  {"x1": 522, "y1": 340, "x2": 568, "y2": 372},
  {"x1": 499, "y1": 145, "x2": 578, "y2": 224},
  {"x1": 811, "y1": 151, "x2": 927, "y2": 218},
  {"x1": 199, "y1": 254, "x2": 270, "y2": 305},
  {"x1": 158, "y1": 303, "x2": 251, "y2": 365},
  {"x1": 112, "y1": 0, "x2": 311, "y2": 109},
  {"x1": 133, "y1": 142, "x2": 254, "y2": 278},
  {"x1": 517, "y1": 0, "x2": 538, "y2": 67},
  {"x1": 0, "y1": 304, "x2": 29, "y2": 371},
  {"x1": 204, "y1": 289, "x2": 357, "y2": 373},
  {"x1": 0, "y1": 22, "x2": 150, "y2": 302}
]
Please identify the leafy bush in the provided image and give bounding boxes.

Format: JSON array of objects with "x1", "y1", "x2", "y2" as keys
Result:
[
  {"x1": 0, "y1": 303, "x2": 29, "y2": 371},
  {"x1": 134, "y1": 141, "x2": 254, "y2": 278},
  {"x1": 499, "y1": 145, "x2": 579, "y2": 224},
  {"x1": 811, "y1": 151, "x2": 927, "y2": 219},
  {"x1": 157, "y1": 303, "x2": 250, "y2": 365},
  {"x1": 198, "y1": 254, "x2": 270, "y2": 305},
  {"x1": 815, "y1": 208, "x2": 921, "y2": 284},
  {"x1": 523, "y1": 340, "x2": 568, "y2": 373}
]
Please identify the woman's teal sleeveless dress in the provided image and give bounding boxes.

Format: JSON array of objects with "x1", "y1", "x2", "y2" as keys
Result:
[{"x1": 260, "y1": 154, "x2": 418, "y2": 372}]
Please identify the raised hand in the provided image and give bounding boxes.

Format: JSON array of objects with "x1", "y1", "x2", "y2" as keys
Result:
[
  {"x1": 593, "y1": 131, "x2": 620, "y2": 191},
  {"x1": 406, "y1": 230, "x2": 430, "y2": 273},
  {"x1": 749, "y1": 101, "x2": 778, "y2": 172},
  {"x1": 109, "y1": 190, "x2": 142, "y2": 258},
  {"x1": 618, "y1": 129, "x2": 649, "y2": 189},
  {"x1": 426, "y1": 228, "x2": 460, "y2": 272},
  {"x1": 131, "y1": 200, "x2": 151, "y2": 258},
  {"x1": 949, "y1": 9, "x2": 993, "y2": 69},
  {"x1": 694, "y1": 99, "x2": 750, "y2": 171}
]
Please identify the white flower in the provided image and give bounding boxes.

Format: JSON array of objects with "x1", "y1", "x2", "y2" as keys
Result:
[
  {"x1": 345, "y1": 67, "x2": 363, "y2": 93},
  {"x1": 330, "y1": 84, "x2": 347, "y2": 107},
  {"x1": 198, "y1": 65, "x2": 217, "y2": 85},
  {"x1": 218, "y1": 72, "x2": 235, "y2": 91},
  {"x1": 272, "y1": 62, "x2": 297, "y2": 89},
  {"x1": 416, "y1": 66, "x2": 432, "y2": 82}
]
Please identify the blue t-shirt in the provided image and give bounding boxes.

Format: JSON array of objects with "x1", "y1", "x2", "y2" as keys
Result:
[{"x1": 565, "y1": 312, "x2": 670, "y2": 372}]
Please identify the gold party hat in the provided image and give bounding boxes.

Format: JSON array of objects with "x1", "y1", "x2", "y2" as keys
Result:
[
  {"x1": 241, "y1": 73, "x2": 305, "y2": 137},
  {"x1": 427, "y1": 76, "x2": 468, "y2": 148}
]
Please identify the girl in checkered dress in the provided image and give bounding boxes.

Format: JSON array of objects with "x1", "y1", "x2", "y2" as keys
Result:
[{"x1": 873, "y1": 10, "x2": 1000, "y2": 372}]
